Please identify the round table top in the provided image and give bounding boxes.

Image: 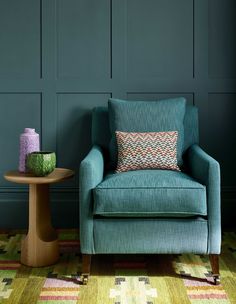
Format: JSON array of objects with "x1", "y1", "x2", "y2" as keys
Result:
[{"x1": 4, "y1": 168, "x2": 74, "y2": 185}]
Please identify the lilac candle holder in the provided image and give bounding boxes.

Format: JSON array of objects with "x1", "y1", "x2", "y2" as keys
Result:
[{"x1": 18, "y1": 128, "x2": 40, "y2": 173}]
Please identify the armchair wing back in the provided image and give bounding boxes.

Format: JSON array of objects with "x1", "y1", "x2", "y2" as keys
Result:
[
  {"x1": 91, "y1": 105, "x2": 199, "y2": 153},
  {"x1": 79, "y1": 104, "x2": 221, "y2": 285}
]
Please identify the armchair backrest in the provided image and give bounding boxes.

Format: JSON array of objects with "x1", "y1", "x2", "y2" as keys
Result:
[{"x1": 92, "y1": 105, "x2": 199, "y2": 155}]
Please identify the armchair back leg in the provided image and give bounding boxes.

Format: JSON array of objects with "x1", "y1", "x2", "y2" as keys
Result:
[
  {"x1": 209, "y1": 254, "x2": 220, "y2": 285},
  {"x1": 81, "y1": 254, "x2": 91, "y2": 285}
]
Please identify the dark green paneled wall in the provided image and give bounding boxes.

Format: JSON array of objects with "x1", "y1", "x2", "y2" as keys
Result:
[{"x1": 0, "y1": 0, "x2": 235, "y2": 228}]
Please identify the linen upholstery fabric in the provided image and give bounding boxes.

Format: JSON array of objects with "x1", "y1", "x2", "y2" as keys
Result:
[
  {"x1": 93, "y1": 170, "x2": 206, "y2": 217},
  {"x1": 79, "y1": 145, "x2": 104, "y2": 253},
  {"x1": 108, "y1": 98, "x2": 186, "y2": 168},
  {"x1": 94, "y1": 218, "x2": 208, "y2": 254},
  {"x1": 79, "y1": 105, "x2": 221, "y2": 257},
  {"x1": 115, "y1": 131, "x2": 180, "y2": 172},
  {"x1": 91, "y1": 105, "x2": 199, "y2": 154},
  {"x1": 186, "y1": 144, "x2": 221, "y2": 254}
]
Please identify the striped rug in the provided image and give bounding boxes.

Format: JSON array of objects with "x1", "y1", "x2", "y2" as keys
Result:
[{"x1": 0, "y1": 230, "x2": 236, "y2": 304}]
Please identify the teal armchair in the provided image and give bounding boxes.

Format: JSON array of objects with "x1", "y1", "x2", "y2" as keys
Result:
[{"x1": 79, "y1": 105, "x2": 221, "y2": 285}]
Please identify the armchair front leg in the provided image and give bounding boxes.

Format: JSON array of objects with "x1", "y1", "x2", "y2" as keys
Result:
[
  {"x1": 210, "y1": 254, "x2": 220, "y2": 285},
  {"x1": 81, "y1": 254, "x2": 91, "y2": 285}
]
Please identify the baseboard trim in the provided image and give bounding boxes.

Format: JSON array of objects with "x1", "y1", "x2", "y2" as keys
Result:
[{"x1": 0, "y1": 190, "x2": 79, "y2": 229}]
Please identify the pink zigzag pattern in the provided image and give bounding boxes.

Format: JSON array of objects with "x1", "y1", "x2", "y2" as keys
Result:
[{"x1": 116, "y1": 131, "x2": 180, "y2": 173}]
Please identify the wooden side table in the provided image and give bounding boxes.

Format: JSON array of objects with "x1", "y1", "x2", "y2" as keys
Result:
[{"x1": 4, "y1": 168, "x2": 74, "y2": 267}]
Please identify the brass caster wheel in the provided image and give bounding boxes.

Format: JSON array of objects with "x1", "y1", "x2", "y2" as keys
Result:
[
  {"x1": 214, "y1": 276, "x2": 220, "y2": 285},
  {"x1": 81, "y1": 274, "x2": 89, "y2": 285}
]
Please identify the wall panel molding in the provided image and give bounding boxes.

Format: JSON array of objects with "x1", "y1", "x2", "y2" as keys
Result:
[
  {"x1": 127, "y1": 92, "x2": 195, "y2": 105},
  {"x1": 0, "y1": 0, "x2": 235, "y2": 227},
  {"x1": 0, "y1": 92, "x2": 42, "y2": 186},
  {"x1": 208, "y1": 0, "x2": 236, "y2": 79},
  {"x1": 56, "y1": 92, "x2": 111, "y2": 187},
  {"x1": 207, "y1": 93, "x2": 236, "y2": 189},
  {"x1": 56, "y1": 0, "x2": 111, "y2": 80},
  {"x1": 0, "y1": 0, "x2": 42, "y2": 78},
  {"x1": 125, "y1": 0, "x2": 194, "y2": 79}
]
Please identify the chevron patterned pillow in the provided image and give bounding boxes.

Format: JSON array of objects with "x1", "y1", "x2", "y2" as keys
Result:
[{"x1": 115, "y1": 131, "x2": 181, "y2": 173}]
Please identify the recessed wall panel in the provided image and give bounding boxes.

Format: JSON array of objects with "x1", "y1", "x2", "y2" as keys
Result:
[
  {"x1": 0, "y1": 0, "x2": 41, "y2": 78},
  {"x1": 0, "y1": 94, "x2": 41, "y2": 186},
  {"x1": 126, "y1": 0, "x2": 193, "y2": 78},
  {"x1": 209, "y1": 0, "x2": 236, "y2": 78},
  {"x1": 207, "y1": 94, "x2": 236, "y2": 187},
  {"x1": 127, "y1": 93, "x2": 194, "y2": 105},
  {"x1": 57, "y1": 0, "x2": 110, "y2": 79},
  {"x1": 57, "y1": 93, "x2": 110, "y2": 174}
]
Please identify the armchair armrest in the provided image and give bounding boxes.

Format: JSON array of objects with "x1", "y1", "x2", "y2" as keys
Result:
[
  {"x1": 79, "y1": 145, "x2": 104, "y2": 253},
  {"x1": 186, "y1": 144, "x2": 221, "y2": 254}
]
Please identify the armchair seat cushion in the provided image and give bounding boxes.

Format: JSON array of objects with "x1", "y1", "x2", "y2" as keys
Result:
[{"x1": 93, "y1": 170, "x2": 206, "y2": 217}]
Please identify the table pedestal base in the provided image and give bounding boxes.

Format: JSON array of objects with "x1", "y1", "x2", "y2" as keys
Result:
[{"x1": 21, "y1": 184, "x2": 59, "y2": 267}]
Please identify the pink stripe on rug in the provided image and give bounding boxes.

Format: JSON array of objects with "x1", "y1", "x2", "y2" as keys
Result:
[
  {"x1": 43, "y1": 278, "x2": 80, "y2": 288},
  {"x1": 42, "y1": 287, "x2": 79, "y2": 291},
  {"x1": 39, "y1": 296, "x2": 79, "y2": 300},
  {"x1": 183, "y1": 279, "x2": 216, "y2": 286},
  {"x1": 189, "y1": 294, "x2": 228, "y2": 299}
]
